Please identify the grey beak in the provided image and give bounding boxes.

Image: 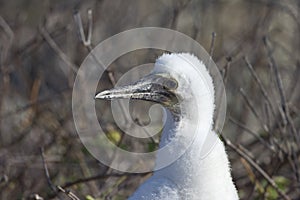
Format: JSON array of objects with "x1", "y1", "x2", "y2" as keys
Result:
[{"x1": 95, "y1": 73, "x2": 179, "y2": 108}]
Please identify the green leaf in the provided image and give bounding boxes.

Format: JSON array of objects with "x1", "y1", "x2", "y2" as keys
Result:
[
  {"x1": 85, "y1": 195, "x2": 95, "y2": 200},
  {"x1": 107, "y1": 130, "x2": 121, "y2": 144}
]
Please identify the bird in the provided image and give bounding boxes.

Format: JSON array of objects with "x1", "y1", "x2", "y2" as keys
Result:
[{"x1": 95, "y1": 53, "x2": 239, "y2": 200}]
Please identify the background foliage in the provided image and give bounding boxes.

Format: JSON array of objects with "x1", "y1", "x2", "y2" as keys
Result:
[{"x1": 0, "y1": 0, "x2": 299, "y2": 199}]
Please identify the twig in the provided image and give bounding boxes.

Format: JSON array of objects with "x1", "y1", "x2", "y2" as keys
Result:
[
  {"x1": 57, "y1": 186, "x2": 81, "y2": 200},
  {"x1": 41, "y1": 147, "x2": 81, "y2": 200},
  {"x1": 209, "y1": 32, "x2": 217, "y2": 57},
  {"x1": 16, "y1": 26, "x2": 68, "y2": 57},
  {"x1": 263, "y1": 100, "x2": 271, "y2": 135},
  {"x1": 287, "y1": 62, "x2": 300, "y2": 100},
  {"x1": 62, "y1": 172, "x2": 149, "y2": 188},
  {"x1": 222, "y1": 56, "x2": 232, "y2": 84},
  {"x1": 230, "y1": 115, "x2": 288, "y2": 158},
  {"x1": 243, "y1": 56, "x2": 277, "y2": 121},
  {"x1": 229, "y1": 116, "x2": 274, "y2": 152},
  {"x1": 239, "y1": 88, "x2": 260, "y2": 120},
  {"x1": 73, "y1": 10, "x2": 117, "y2": 99},
  {"x1": 170, "y1": 1, "x2": 191, "y2": 29},
  {"x1": 0, "y1": 87, "x2": 70, "y2": 120},
  {"x1": 263, "y1": 37, "x2": 300, "y2": 183},
  {"x1": 0, "y1": 15, "x2": 14, "y2": 90},
  {"x1": 73, "y1": 10, "x2": 165, "y2": 142},
  {"x1": 239, "y1": 88, "x2": 269, "y2": 133},
  {"x1": 0, "y1": 15, "x2": 14, "y2": 43},
  {"x1": 73, "y1": 11, "x2": 136, "y2": 168},
  {"x1": 263, "y1": 37, "x2": 287, "y2": 122},
  {"x1": 73, "y1": 9, "x2": 93, "y2": 47},
  {"x1": 263, "y1": 37, "x2": 298, "y2": 142},
  {"x1": 0, "y1": 16, "x2": 13, "y2": 35},
  {"x1": 40, "y1": 147, "x2": 57, "y2": 194},
  {"x1": 240, "y1": 158, "x2": 264, "y2": 194},
  {"x1": 39, "y1": 25, "x2": 77, "y2": 73},
  {"x1": 222, "y1": 137, "x2": 291, "y2": 200}
]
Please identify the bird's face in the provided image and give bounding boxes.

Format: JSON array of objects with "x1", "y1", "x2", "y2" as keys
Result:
[{"x1": 95, "y1": 72, "x2": 182, "y2": 114}]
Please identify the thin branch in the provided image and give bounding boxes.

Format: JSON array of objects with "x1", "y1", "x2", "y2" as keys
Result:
[
  {"x1": 41, "y1": 147, "x2": 81, "y2": 200},
  {"x1": 0, "y1": 15, "x2": 14, "y2": 43},
  {"x1": 222, "y1": 56, "x2": 232, "y2": 84},
  {"x1": 0, "y1": 87, "x2": 70, "y2": 120},
  {"x1": 263, "y1": 100, "x2": 271, "y2": 134},
  {"x1": 73, "y1": 10, "x2": 119, "y2": 181},
  {"x1": 73, "y1": 9, "x2": 93, "y2": 47},
  {"x1": 57, "y1": 186, "x2": 81, "y2": 200},
  {"x1": 287, "y1": 62, "x2": 300, "y2": 100},
  {"x1": 239, "y1": 88, "x2": 269, "y2": 133},
  {"x1": 263, "y1": 37, "x2": 300, "y2": 183},
  {"x1": 222, "y1": 137, "x2": 291, "y2": 200},
  {"x1": 209, "y1": 32, "x2": 217, "y2": 57},
  {"x1": 239, "y1": 88, "x2": 260, "y2": 119},
  {"x1": 240, "y1": 158, "x2": 264, "y2": 194},
  {"x1": 73, "y1": 10, "x2": 120, "y2": 98},
  {"x1": 0, "y1": 15, "x2": 14, "y2": 84},
  {"x1": 73, "y1": 10, "x2": 135, "y2": 150},
  {"x1": 229, "y1": 116, "x2": 274, "y2": 152},
  {"x1": 62, "y1": 172, "x2": 149, "y2": 188},
  {"x1": 263, "y1": 37, "x2": 298, "y2": 141},
  {"x1": 40, "y1": 147, "x2": 58, "y2": 194},
  {"x1": 39, "y1": 25, "x2": 78, "y2": 73},
  {"x1": 243, "y1": 56, "x2": 277, "y2": 121}
]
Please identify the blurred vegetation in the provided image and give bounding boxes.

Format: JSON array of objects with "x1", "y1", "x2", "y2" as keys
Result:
[{"x1": 0, "y1": 0, "x2": 299, "y2": 199}]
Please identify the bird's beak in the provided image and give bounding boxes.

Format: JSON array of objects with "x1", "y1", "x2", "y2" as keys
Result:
[{"x1": 95, "y1": 73, "x2": 179, "y2": 108}]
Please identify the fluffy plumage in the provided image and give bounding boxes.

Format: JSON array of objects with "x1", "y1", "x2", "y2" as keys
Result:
[{"x1": 128, "y1": 53, "x2": 239, "y2": 200}]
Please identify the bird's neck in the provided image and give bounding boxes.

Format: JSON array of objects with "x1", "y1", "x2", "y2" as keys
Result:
[
  {"x1": 159, "y1": 89, "x2": 214, "y2": 148},
  {"x1": 154, "y1": 102, "x2": 238, "y2": 199}
]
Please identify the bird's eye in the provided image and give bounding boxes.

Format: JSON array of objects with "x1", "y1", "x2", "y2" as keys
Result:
[{"x1": 164, "y1": 78, "x2": 178, "y2": 90}]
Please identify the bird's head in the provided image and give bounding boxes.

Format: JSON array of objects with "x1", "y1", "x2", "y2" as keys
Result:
[{"x1": 95, "y1": 53, "x2": 214, "y2": 121}]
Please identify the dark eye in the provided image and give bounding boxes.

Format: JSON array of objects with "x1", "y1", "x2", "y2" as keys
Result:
[{"x1": 164, "y1": 78, "x2": 178, "y2": 89}]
